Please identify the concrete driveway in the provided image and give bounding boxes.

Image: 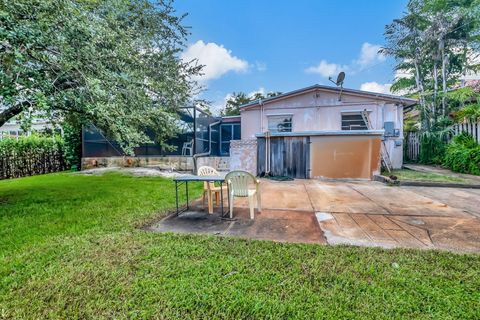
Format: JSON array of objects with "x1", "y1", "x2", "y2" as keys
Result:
[{"x1": 232, "y1": 179, "x2": 480, "y2": 253}]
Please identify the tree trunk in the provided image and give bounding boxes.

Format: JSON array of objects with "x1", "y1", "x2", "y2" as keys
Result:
[
  {"x1": 433, "y1": 61, "x2": 438, "y2": 117},
  {"x1": 0, "y1": 104, "x2": 24, "y2": 127},
  {"x1": 440, "y1": 38, "x2": 447, "y2": 116},
  {"x1": 413, "y1": 59, "x2": 428, "y2": 130}
]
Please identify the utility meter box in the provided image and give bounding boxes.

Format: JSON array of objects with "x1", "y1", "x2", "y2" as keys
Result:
[{"x1": 384, "y1": 121, "x2": 397, "y2": 136}]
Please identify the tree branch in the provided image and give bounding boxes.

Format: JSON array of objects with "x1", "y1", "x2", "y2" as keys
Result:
[{"x1": 0, "y1": 103, "x2": 26, "y2": 127}]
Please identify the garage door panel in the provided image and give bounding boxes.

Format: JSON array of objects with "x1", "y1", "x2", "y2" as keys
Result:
[{"x1": 310, "y1": 135, "x2": 381, "y2": 179}]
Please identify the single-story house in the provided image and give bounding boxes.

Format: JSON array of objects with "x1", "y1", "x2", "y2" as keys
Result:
[
  {"x1": 229, "y1": 84, "x2": 417, "y2": 179},
  {"x1": 81, "y1": 84, "x2": 416, "y2": 180}
]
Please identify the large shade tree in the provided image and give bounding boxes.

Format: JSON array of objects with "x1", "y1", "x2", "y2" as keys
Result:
[
  {"x1": 0, "y1": 0, "x2": 201, "y2": 153},
  {"x1": 383, "y1": 0, "x2": 479, "y2": 123},
  {"x1": 382, "y1": 0, "x2": 480, "y2": 162},
  {"x1": 221, "y1": 91, "x2": 282, "y2": 116}
]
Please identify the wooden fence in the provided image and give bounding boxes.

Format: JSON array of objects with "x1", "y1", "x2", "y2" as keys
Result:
[
  {"x1": 405, "y1": 122, "x2": 480, "y2": 162},
  {"x1": 452, "y1": 122, "x2": 480, "y2": 143},
  {"x1": 0, "y1": 151, "x2": 67, "y2": 180},
  {"x1": 257, "y1": 136, "x2": 310, "y2": 179},
  {"x1": 405, "y1": 131, "x2": 421, "y2": 161}
]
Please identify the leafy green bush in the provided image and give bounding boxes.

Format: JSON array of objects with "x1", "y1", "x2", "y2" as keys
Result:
[
  {"x1": 455, "y1": 104, "x2": 480, "y2": 123},
  {"x1": 419, "y1": 133, "x2": 447, "y2": 164},
  {"x1": 418, "y1": 118, "x2": 452, "y2": 164},
  {"x1": 0, "y1": 134, "x2": 64, "y2": 155},
  {"x1": 443, "y1": 132, "x2": 480, "y2": 175},
  {"x1": 62, "y1": 123, "x2": 82, "y2": 171}
]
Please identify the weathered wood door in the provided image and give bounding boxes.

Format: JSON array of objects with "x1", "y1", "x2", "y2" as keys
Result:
[{"x1": 257, "y1": 136, "x2": 309, "y2": 179}]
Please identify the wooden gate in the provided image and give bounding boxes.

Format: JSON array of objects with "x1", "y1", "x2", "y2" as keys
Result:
[
  {"x1": 257, "y1": 136, "x2": 309, "y2": 179},
  {"x1": 405, "y1": 131, "x2": 420, "y2": 161}
]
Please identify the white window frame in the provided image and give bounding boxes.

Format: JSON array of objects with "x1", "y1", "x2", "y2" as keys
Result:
[
  {"x1": 267, "y1": 114, "x2": 293, "y2": 133},
  {"x1": 341, "y1": 110, "x2": 370, "y2": 131}
]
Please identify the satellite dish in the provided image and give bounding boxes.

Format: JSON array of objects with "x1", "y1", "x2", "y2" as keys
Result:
[
  {"x1": 328, "y1": 72, "x2": 346, "y2": 101},
  {"x1": 328, "y1": 71, "x2": 346, "y2": 86},
  {"x1": 336, "y1": 72, "x2": 345, "y2": 86}
]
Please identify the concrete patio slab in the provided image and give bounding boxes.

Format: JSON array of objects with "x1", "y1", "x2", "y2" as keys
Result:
[
  {"x1": 148, "y1": 179, "x2": 480, "y2": 253},
  {"x1": 233, "y1": 180, "x2": 313, "y2": 211},
  {"x1": 403, "y1": 187, "x2": 480, "y2": 218},
  {"x1": 391, "y1": 215, "x2": 480, "y2": 252},
  {"x1": 226, "y1": 208, "x2": 325, "y2": 243},
  {"x1": 305, "y1": 180, "x2": 389, "y2": 214},
  {"x1": 309, "y1": 181, "x2": 480, "y2": 252},
  {"x1": 148, "y1": 206, "x2": 325, "y2": 244},
  {"x1": 347, "y1": 183, "x2": 472, "y2": 218}
]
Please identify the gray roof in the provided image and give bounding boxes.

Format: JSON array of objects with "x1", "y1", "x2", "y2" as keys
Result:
[{"x1": 240, "y1": 84, "x2": 418, "y2": 109}]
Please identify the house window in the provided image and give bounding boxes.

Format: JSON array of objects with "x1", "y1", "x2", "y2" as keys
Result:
[
  {"x1": 268, "y1": 115, "x2": 292, "y2": 133},
  {"x1": 341, "y1": 113, "x2": 368, "y2": 130},
  {"x1": 220, "y1": 123, "x2": 241, "y2": 155}
]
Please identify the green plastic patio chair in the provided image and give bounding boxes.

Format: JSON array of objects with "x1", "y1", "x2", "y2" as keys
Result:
[{"x1": 225, "y1": 170, "x2": 261, "y2": 219}]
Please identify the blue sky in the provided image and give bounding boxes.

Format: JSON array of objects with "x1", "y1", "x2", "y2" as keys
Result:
[{"x1": 174, "y1": 0, "x2": 408, "y2": 113}]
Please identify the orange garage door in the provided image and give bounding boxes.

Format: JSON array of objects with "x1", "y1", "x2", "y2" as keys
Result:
[{"x1": 309, "y1": 135, "x2": 381, "y2": 179}]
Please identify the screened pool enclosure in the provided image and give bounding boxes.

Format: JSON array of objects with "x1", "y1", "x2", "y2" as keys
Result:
[{"x1": 82, "y1": 107, "x2": 240, "y2": 158}]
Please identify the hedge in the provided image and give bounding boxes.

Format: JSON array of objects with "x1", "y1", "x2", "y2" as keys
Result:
[
  {"x1": 0, "y1": 135, "x2": 67, "y2": 179},
  {"x1": 443, "y1": 133, "x2": 480, "y2": 175}
]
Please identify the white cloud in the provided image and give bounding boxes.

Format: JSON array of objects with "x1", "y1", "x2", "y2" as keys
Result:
[
  {"x1": 181, "y1": 40, "x2": 248, "y2": 81},
  {"x1": 360, "y1": 82, "x2": 392, "y2": 94},
  {"x1": 306, "y1": 42, "x2": 386, "y2": 78},
  {"x1": 356, "y1": 42, "x2": 386, "y2": 68},
  {"x1": 305, "y1": 60, "x2": 348, "y2": 77}
]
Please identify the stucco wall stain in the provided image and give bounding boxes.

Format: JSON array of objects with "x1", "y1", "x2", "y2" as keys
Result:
[{"x1": 230, "y1": 139, "x2": 257, "y2": 175}]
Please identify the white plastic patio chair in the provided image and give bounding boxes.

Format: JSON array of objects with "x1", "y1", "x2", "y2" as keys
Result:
[
  {"x1": 182, "y1": 139, "x2": 193, "y2": 156},
  {"x1": 197, "y1": 166, "x2": 225, "y2": 214},
  {"x1": 225, "y1": 170, "x2": 261, "y2": 219}
]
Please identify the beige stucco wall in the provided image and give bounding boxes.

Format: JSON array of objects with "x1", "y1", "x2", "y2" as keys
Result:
[{"x1": 240, "y1": 89, "x2": 404, "y2": 169}]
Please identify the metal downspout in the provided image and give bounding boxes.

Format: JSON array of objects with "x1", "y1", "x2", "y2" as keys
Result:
[
  {"x1": 259, "y1": 99, "x2": 271, "y2": 175},
  {"x1": 265, "y1": 130, "x2": 271, "y2": 175}
]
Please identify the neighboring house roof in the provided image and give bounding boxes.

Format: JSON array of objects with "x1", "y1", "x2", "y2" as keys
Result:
[
  {"x1": 240, "y1": 84, "x2": 418, "y2": 110},
  {"x1": 221, "y1": 115, "x2": 241, "y2": 123}
]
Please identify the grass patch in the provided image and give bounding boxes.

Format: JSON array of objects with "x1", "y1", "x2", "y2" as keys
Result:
[
  {"x1": 1, "y1": 172, "x2": 479, "y2": 319},
  {"x1": 383, "y1": 169, "x2": 470, "y2": 184}
]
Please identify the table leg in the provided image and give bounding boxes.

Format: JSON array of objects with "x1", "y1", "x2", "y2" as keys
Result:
[
  {"x1": 175, "y1": 180, "x2": 179, "y2": 216},
  {"x1": 207, "y1": 189, "x2": 213, "y2": 214},
  {"x1": 226, "y1": 183, "x2": 230, "y2": 217},
  {"x1": 220, "y1": 181, "x2": 224, "y2": 216},
  {"x1": 185, "y1": 181, "x2": 189, "y2": 210}
]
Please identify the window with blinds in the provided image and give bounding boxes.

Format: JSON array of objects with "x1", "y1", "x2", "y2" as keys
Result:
[{"x1": 341, "y1": 113, "x2": 368, "y2": 130}]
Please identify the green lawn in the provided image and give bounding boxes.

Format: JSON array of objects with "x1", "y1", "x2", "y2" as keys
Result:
[
  {"x1": 383, "y1": 169, "x2": 470, "y2": 184},
  {"x1": 1, "y1": 173, "x2": 479, "y2": 319}
]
